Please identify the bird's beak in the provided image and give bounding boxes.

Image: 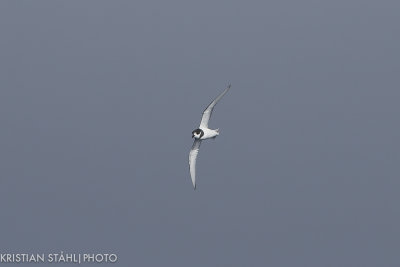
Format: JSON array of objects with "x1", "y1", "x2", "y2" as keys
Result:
[{"x1": 192, "y1": 134, "x2": 194, "y2": 138}]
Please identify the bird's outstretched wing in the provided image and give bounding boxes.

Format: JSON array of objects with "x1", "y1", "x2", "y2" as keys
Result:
[
  {"x1": 189, "y1": 139, "x2": 202, "y2": 189},
  {"x1": 199, "y1": 84, "x2": 231, "y2": 128}
]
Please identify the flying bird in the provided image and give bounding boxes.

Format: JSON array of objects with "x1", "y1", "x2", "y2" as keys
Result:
[{"x1": 189, "y1": 84, "x2": 232, "y2": 189}]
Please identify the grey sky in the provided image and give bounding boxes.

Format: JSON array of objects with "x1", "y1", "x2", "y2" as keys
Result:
[{"x1": 1, "y1": 0, "x2": 399, "y2": 266}]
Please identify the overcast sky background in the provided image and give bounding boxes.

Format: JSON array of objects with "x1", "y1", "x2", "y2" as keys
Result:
[{"x1": 1, "y1": 1, "x2": 399, "y2": 266}]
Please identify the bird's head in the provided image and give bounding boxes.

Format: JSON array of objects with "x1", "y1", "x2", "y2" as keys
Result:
[{"x1": 192, "y1": 129, "x2": 204, "y2": 139}]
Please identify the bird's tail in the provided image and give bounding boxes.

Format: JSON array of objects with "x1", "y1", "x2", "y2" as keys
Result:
[{"x1": 212, "y1": 128, "x2": 220, "y2": 139}]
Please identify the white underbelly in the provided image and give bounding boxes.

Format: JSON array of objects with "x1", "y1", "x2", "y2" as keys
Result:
[{"x1": 200, "y1": 127, "x2": 219, "y2": 140}]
